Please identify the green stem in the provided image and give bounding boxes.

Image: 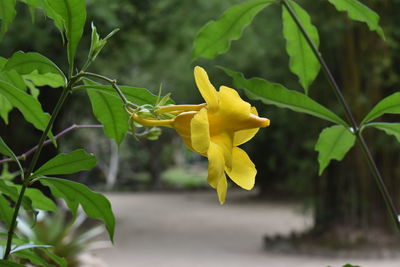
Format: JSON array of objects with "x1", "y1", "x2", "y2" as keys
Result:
[
  {"x1": 281, "y1": 0, "x2": 400, "y2": 231},
  {"x1": 82, "y1": 72, "x2": 128, "y2": 104},
  {"x1": 3, "y1": 77, "x2": 76, "y2": 259}
]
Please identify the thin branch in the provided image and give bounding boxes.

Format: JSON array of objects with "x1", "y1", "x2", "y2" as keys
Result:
[{"x1": 0, "y1": 124, "x2": 103, "y2": 165}]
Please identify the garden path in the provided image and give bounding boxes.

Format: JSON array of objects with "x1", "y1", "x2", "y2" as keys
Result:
[{"x1": 94, "y1": 191, "x2": 399, "y2": 267}]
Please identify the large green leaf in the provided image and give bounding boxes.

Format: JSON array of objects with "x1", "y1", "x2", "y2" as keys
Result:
[
  {"x1": 0, "y1": 136, "x2": 23, "y2": 175},
  {"x1": 0, "y1": 195, "x2": 13, "y2": 227},
  {"x1": 0, "y1": 94, "x2": 12, "y2": 123},
  {"x1": 86, "y1": 82, "x2": 129, "y2": 145},
  {"x1": 222, "y1": 67, "x2": 347, "y2": 125},
  {"x1": 9, "y1": 184, "x2": 57, "y2": 212},
  {"x1": 366, "y1": 122, "x2": 400, "y2": 143},
  {"x1": 0, "y1": 0, "x2": 16, "y2": 38},
  {"x1": 0, "y1": 260, "x2": 25, "y2": 267},
  {"x1": 282, "y1": 0, "x2": 320, "y2": 93},
  {"x1": 77, "y1": 83, "x2": 171, "y2": 106},
  {"x1": 23, "y1": 71, "x2": 65, "y2": 88},
  {"x1": 193, "y1": 0, "x2": 274, "y2": 60},
  {"x1": 0, "y1": 180, "x2": 32, "y2": 211},
  {"x1": 14, "y1": 249, "x2": 53, "y2": 267},
  {"x1": 315, "y1": 125, "x2": 356, "y2": 175},
  {"x1": 48, "y1": 0, "x2": 86, "y2": 73},
  {"x1": 22, "y1": 0, "x2": 64, "y2": 34},
  {"x1": 40, "y1": 177, "x2": 115, "y2": 241},
  {"x1": 4, "y1": 51, "x2": 66, "y2": 85},
  {"x1": 328, "y1": 0, "x2": 385, "y2": 40},
  {"x1": 32, "y1": 149, "x2": 97, "y2": 177},
  {"x1": 361, "y1": 92, "x2": 400, "y2": 125},
  {"x1": 0, "y1": 79, "x2": 52, "y2": 135}
]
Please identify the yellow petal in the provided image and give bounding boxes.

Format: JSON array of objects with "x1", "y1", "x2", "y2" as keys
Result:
[
  {"x1": 211, "y1": 132, "x2": 233, "y2": 170},
  {"x1": 173, "y1": 111, "x2": 197, "y2": 151},
  {"x1": 194, "y1": 66, "x2": 219, "y2": 111},
  {"x1": 219, "y1": 86, "x2": 251, "y2": 123},
  {"x1": 217, "y1": 173, "x2": 227, "y2": 204},
  {"x1": 233, "y1": 107, "x2": 260, "y2": 146},
  {"x1": 190, "y1": 108, "x2": 210, "y2": 154},
  {"x1": 225, "y1": 147, "x2": 256, "y2": 190},
  {"x1": 207, "y1": 142, "x2": 225, "y2": 189}
]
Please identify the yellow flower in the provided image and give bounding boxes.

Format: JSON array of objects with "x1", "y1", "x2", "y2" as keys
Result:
[
  {"x1": 170, "y1": 66, "x2": 270, "y2": 204},
  {"x1": 129, "y1": 66, "x2": 269, "y2": 204}
]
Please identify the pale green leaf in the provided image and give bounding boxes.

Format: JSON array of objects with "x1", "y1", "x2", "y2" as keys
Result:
[
  {"x1": 9, "y1": 183, "x2": 57, "y2": 212},
  {"x1": 0, "y1": 79, "x2": 52, "y2": 136},
  {"x1": 0, "y1": 0, "x2": 16, "y2": 38},
  {"x1": 366, "y1": 122, "x2": 400, "y2": 143},
  {"x1": 32, "y1": 149, "x2": 97, "y2": 177},
  {"x1": 0, "y1": 195, "x2": 13, "y2": 227},
  {"x1": 328, "y1": 0, "x2": 385, "y2": 40},
  {"x1": 193, "y1": 0, "x2": 274, "y2": 60},
  {"x1": 222, "y1": 67, "x2": 347, "y2": 126},
  {"x1": 315, "y1": 125, "x2": 356, "y2": 175},
  {"x1": 361, "y1": 92, "x2": 400, "y2": 125},
  {"x1": 86, "y1": 82, "x2": 129, "y2": 145},
  {"x1": 40, "y1": 177, "x2": 115, "y2": 241},
  {"x1": 4, "y1": 51, "x2": 66, "y2": 84},
  {"x1": 10, "y1": 244, "x2": 51, "y2": 254},
  {"x1": 88, "y1": 23, "x2": 119, "y2": 65},
  {"x1": 282, "y1": 0, "x2": 320, "y2": 93},
  {"x1": 23, "y1": 71, "x2": 65, "y2": 88},
  {"x1": 0, "y1": 136, "x2": 23, "y2": 175},
  {"x1": 14, "y1": 249, "x2": 53, "y2": 267},
  {"x1": 0, "y1": 95, "x2": 12, "y2": 123},
  {"x1": 48, "y1": 0, "x2": 87, "y2": 73}
]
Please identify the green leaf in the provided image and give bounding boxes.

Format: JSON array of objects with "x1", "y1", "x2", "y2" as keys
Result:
[
  {"x1": 0, "y1": 195, "x2": 13, "y2": 227},
  {"x1": 361, "y1": 92, "x2": 400, "y2": 125},
  {"x1": 22, "y1": 0, "x2": 65, "y2": 34},
  {"x1": 36, "y1": 247, "x2": 67, "y2": 267},
  {"x1": 0, "y1": 0, "x2": 16, "y2": 39},
  {"x1": 366, "y1": 122, "x2": 400, "y2": 143},
  {"x1": 0, "y1": 180, "x2": 32, "y2": 211},
  {"x1": 0, "y1": 57, "x2": 7, "y2": 69},
  {"x1": 282, "y1": 0, "x2": 320, "y2": 93},
  {"x1": 86, "y1": 81, "x2": 129, "y2": 145},
  {"x1": 48, "y1": 0, "x2": 87, "y2": 73},
  {"x1": 4, "y1": 51, "x2": 66, "y2": 85},
  {"x1": 315, "y1": 125, "x2": 356, "y2": 175},
  {"x1": 0, "y1": 136, "x2": 23, "y2": 176},
  {"x1": 14, "y1": 249, "x2": 54, "y2": 267},
  {"x1": 0, "y1": 95, "x2": 12, "y2": 123},
  {"x1": 32, "y1": 149, "x2": 97, "y2": 177},
  {"x1": 193, "y1": 0, "x2": 274, "y2": 60},
  {"x1": 10, "y1": 244, "x2": 51, "y2": 254},
  {"x1": 23, "y1": 71, "x2": 65, "y2": 88},
  {"x1": 9, "y1": 184, "x2": 57, "y2": 212},
  {"x1": 0, "y1": 70, "x2": 27, "y2": 91},
  {"x1": 0, "y1": 260, "x2": 26, "y2": 267},
  {"x1": 0, "y1": 79, "x2": 53, "y2": 137},
  {"x1": 328, "y1": 0, "x2": 385, "y2": 40},
  {"x1": 77, "y1": 83, "x2": 172, "y2": 106},
  {"x1": 40, "y1": 177, "x2": 115, "y2": 241},
  {"x1": 222, "y1": 67, "x2": 347, "y2": 126}
]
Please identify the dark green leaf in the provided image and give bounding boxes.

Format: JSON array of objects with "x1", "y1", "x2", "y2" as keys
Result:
[
  {"x1": 361, "y1": 92, "x2": 400, "y2": 125},
  {"x1": 48, "y1": 0, "x2": 86, "y2": 73},
  {"x1": 0, "y1": 0, "x2": 16, "y2": 38},
  {"x1": 282, "y1": 0, "x2": 320, "y2": 93},
  {"x1": 0, "y1": 260, "x2": 26, "y2": 267},
  {"x1": 0, "y1": 136, "x2": 23, "y2": 176},
  {"x1": 0, "y1": 94, "x2": 12, "y2": 123},
  {"x1": 9, "y1": 184, "x2": 57, "y2": 212},
  {"x1": 40, "y1": 177, "x2": 115, "y2": 241},
  {"x1": 77, "y1": 83, "x2": 172, "y2": 106},
  {"x1": 86, "y1": 83, "x2": 129, "y2": 145},
  {"x1": 4, "y1": 51, "x2": 66, "y2": 85},
  {"x1": 0, "y1": 57, "x2": 6, "y2": 69},
  {"x1": 193, "y1": 0, "x2": 274, "y2": 60},
  {"x1": 14, "y1": 249, "x2": 54, "y2": 267},
  {"x1": 36, "y1": 247, "x2": 67, "y2": 267},
  {"x1": 0, "y1": 195, "x2": 13, "y2": 227},
  {"x1": 315, "y1": 125, "x2": 356, "y2": 175},
  {"x1": 328, "y1": 0, "x2": 385, "y2": 40},
  {"x1": 0, "y1": 79, "x2": 53, "y2": 137},
  {"x1": 32, "y1": 149, "x2": 97, "y2": 177},
  {"x1": 366, "y1": 122, "x2": 400, "y2": 143},
  {"x1": 0, "y1": 180, "x2": 32, "y2": 211},
  {"x1": 222, "y1": 67, "x2": 347, "y2": 125},
  {"x1": 22, "y1": 0, "x2": 64, "y2": 34}
]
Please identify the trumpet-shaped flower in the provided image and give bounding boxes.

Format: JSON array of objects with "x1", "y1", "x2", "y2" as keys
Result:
[
  {"x1": 172, "y1": 67, "x2": 269, "y2": 204},
  {"x1": 129, "y1": 66, "x2": 270, "y2": 204}
]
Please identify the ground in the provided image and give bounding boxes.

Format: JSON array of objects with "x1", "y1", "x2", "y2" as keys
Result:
[{"x1": 92, "y1": 191, "x2": 399, "y2": 267}]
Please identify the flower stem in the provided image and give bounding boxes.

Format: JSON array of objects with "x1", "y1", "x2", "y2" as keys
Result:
[
  {"x1": 281, "y1": 0, "x2": 400, "y2": 231},
  {"x1": 3, "y1": 75, "x2": 79, "y2": 259},
  {"x1": 82, "y1": 72, "x2": 128, "y2": 104}
]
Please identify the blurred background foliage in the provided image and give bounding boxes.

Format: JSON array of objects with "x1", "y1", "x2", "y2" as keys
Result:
[{"x1": 1, "y1": 0, "x2": 400, "y2": 246}]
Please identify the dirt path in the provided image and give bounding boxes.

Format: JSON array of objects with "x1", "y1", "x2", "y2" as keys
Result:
[{"x1": 94, "y1": 191, "x2": 399, "y2": 267}]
